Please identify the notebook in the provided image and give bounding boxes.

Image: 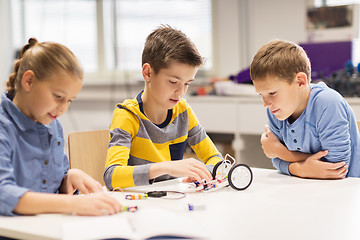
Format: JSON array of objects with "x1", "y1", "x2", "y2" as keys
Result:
[{"x1": 62, "y1": 207, "x2": 208, "y2": 240}]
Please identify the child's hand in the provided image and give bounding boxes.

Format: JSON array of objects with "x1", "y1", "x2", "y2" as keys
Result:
[
  {"x1": 260, "y1": 125, "x2": 283, "y2": 158},
  {"x1": 170, "y1": 158, "x2": 212, "y2": 182},
  {"x1": 63, "y1": 169, "x2": 103, "y2": 194},
  {"x1": 289, "y1": 150, "x2": 348, "y2": 179},
  {"x1": 150, "y1": 158, "x2": 212, "y2": 183},
  {"x1": 182, "y1": 176, "x2": 200, "y2": 183},
  {"x1": 171, "y1": 158, "x2": 213, "y2": 182},
  {"x1": 71, "y1": 192, "x2": 122, "y2": 216}
]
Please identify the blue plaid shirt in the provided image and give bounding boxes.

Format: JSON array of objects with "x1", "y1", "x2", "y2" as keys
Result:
[
  {"x1": 0, "y1": 93, "x2": 69, "y2": 216},
  {"x1": 268, "y1": 82, "x2": 360, "y2": 177}
]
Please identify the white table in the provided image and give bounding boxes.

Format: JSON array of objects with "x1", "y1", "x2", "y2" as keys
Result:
[{"x1": 1, "y1": 168, "x2": 360, "y2": 240}]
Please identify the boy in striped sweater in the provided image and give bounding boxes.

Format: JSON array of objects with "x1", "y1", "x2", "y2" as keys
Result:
[{"x1": 104, "y1": 26, "x2": 222, "y2": 189}]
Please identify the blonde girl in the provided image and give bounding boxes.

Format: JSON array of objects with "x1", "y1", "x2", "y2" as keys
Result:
[{"x1": 0, "y1": 38, "x2": 121, "y2": 216}]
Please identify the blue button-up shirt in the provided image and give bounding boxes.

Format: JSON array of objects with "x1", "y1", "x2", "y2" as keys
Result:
[
  {"x1": 268, "y1": 82, "x2": 360, "y2": 177},
  {"x1": 0, "y1": 93, "x2": 69, "y2": 216}
]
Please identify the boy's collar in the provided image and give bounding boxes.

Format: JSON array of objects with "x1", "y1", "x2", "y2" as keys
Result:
[{"x1": 135, "y1": 91, "x2": 172, "y2": 128}]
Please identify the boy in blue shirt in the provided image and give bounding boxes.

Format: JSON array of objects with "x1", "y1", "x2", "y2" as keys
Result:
[{"x1": 250, "y1": 39, "x2": 360, "y2": 179}]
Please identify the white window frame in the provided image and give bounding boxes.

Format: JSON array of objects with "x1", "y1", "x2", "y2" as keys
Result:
[{"x1": 5, "y1": 0, "x2": 247, "y2": 86}]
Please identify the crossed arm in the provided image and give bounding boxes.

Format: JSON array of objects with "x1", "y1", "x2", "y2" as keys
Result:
[{"x1": 261, "y1": 125, "x2": 348, "y2": 179}]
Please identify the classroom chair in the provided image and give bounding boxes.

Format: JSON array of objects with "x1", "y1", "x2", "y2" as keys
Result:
[{"x1": 68, "y1": 129, "x2": 109, "y2": 186}]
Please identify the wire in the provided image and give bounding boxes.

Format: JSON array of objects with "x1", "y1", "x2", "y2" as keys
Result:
[
  {"x1": 157, "y1": 191, "x2": 186, "y2": 200},
  {"x1": 112, "y1": 187, "x2": 186, "y2": 200}
]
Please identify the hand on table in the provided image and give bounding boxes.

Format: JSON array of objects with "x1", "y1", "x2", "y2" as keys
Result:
[
  {"x1": 150, "y1": 158, "x2": 212, "y2": 183},
  {"x1": 64, "y1": 168, "x2": 103, "y2": 194},
  {"x1": 71, "y1": 192, "x2": 122, "y2": 216},
  {"x1": 289, "y1": 150, "x2": 348, "y2": 179}
]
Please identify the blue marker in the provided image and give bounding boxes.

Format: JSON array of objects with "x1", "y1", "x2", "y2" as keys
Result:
[{"x1": 188, "y1": 203, "x2": 206, "y2": 211}]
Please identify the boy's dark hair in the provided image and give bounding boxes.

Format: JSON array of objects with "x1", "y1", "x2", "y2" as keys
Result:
[
  {"x1": 250, "y1": 39, "x2": 311, "y2": 83},
  {"x1": 142, "y1": 25, "x2": 203, "y2": 73}
]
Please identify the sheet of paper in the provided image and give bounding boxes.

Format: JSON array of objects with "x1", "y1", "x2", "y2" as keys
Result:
[
  {"x1": 62, "y1": 207, "x2": 208, "y2": 240},
  {"x1": 128, "y1": 207, "x2": 209, "y2": 240},
  {"x1": 62, "y1": 214, "x2": 136, "y2": 240}
]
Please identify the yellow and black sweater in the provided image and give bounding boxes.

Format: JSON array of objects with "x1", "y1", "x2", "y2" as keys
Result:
[{"x1": 104, "y1": 92, "x2": 222, "y2": 189}]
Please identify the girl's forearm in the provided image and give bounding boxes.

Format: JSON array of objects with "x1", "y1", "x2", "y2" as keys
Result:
[{"x1": 13, "y1": 191, "x2": 73, "y2": 215}]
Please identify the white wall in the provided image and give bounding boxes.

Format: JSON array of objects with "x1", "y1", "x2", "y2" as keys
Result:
[
  {"x1": 247, "y1": 0, "x2": 307, "y2": 65},
  {"x1": 212, "y1": 0, "x2": 242, "y2": 77},
  {"x1": 213, "y1": 0, "x2": 307, "y2": 77},
  {"x1": 0, "y1": 0, "x2": 13, "y2": 93}
]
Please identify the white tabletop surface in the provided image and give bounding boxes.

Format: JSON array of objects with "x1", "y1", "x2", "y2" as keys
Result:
[{"x1": 1, "y1": 167, "x2": 360, "y2": 240}]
